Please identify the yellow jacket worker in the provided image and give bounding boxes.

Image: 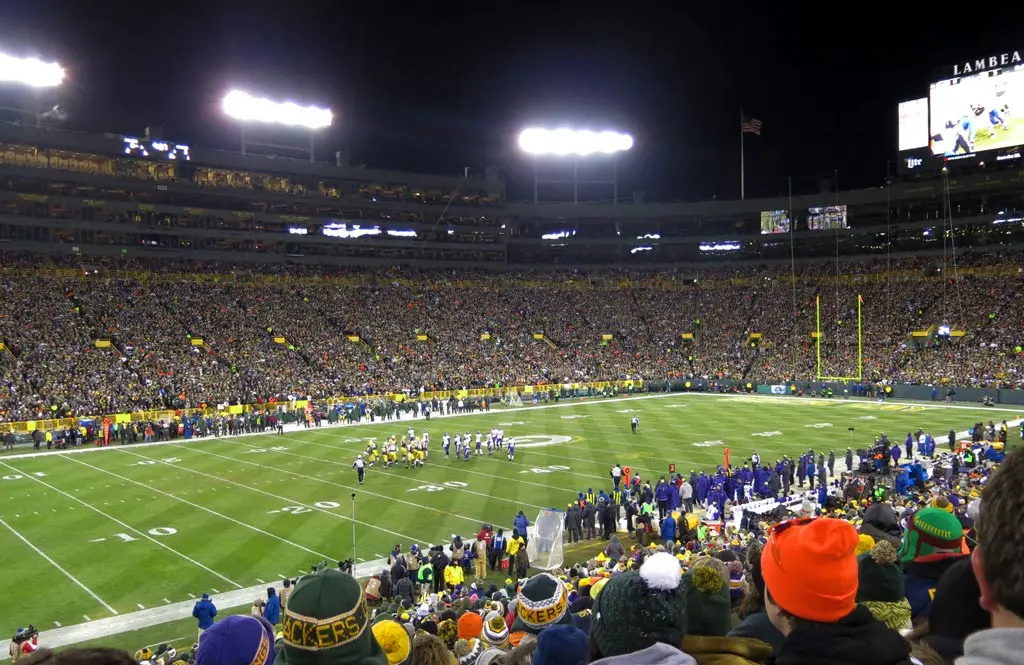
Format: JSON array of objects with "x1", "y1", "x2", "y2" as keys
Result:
[
  {"x1": 506, "y1": 534, "x2": 525, "y2": 556},
  {"x1": 444, "y1": 561, "x2": 464, "y2": 589}
]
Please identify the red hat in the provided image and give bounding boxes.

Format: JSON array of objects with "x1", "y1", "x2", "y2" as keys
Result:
[{"x1": 762, "y1": 517, "x2": 859, "y2": 622}]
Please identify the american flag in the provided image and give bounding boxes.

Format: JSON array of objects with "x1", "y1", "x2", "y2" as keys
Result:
[{"x1": 741, "y1": 115, "x2": 763, "y2": 135}]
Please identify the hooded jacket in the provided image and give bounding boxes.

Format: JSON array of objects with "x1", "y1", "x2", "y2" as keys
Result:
[
  {"x1": 860, "y1": 503, "x2": 902, "y2": 547},
  {"x1": 591, "y1": 642, "x2": 697, "y2": 665},
  {"x1": 772, "y1": 606, "x2": 913, "y2": 665},
  {"x1": 957, "y1": 628, "x2": 1024, "y2": 665}
]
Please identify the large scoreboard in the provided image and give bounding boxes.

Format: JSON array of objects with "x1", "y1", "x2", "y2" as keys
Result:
[{"x1": 898, "y1": 50, "x2": 1024, "y2": 173}]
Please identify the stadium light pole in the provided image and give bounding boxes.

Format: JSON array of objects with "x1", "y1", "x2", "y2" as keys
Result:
[
  {"x1": 221, "y1": 89, "x2": 333, "y2": 162},
  {"x1": 0, "y1": 52, "x2": 65, "y2": 88},
  {"x1": 517, "y1": 127, "x2": 633, "y2": 204}
]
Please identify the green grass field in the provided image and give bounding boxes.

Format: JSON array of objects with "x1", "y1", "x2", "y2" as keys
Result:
[{"x1": 1, "y1": 392, "x2": 1019, "y2": 652}]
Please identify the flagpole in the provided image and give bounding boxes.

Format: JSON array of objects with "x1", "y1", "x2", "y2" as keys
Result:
[{"x1": 740, "y1": 110, "x2": 745, "y2": 200}]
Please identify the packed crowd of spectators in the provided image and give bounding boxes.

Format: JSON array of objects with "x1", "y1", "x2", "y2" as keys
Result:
[{"x1": 1, "y1": 251, "x2": 1021, "y2": 421}]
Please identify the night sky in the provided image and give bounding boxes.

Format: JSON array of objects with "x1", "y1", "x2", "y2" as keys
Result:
[{"x1": 1, "y1": 1, "x2": 1019, "y2": 201}]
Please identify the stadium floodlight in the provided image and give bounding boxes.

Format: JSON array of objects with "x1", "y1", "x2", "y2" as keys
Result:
[
  {"x1": 221, "y1": 90, "x2": 332, "y2": 130},
  {"x1": 518, "y1": 127, "x2": 633, "y2": 204},
  {"x1": 517, "y1": 127, "x2": 633, "y2": 156},
  {"x1": 222, "y1": 89, "x2": 333, "y2": 162},
  {"x1": 0, "y1": 53, "x2": 65, "y2": 88}
]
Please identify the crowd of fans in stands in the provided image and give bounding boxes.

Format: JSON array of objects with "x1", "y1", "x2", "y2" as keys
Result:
[{"x1": 0, "y1": 251, "x2": 1021, "y2": 421}]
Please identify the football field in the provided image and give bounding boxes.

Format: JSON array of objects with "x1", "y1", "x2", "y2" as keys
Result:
[{"x1": 0, "y1": 392, "x2": 1018, "y2": 639}]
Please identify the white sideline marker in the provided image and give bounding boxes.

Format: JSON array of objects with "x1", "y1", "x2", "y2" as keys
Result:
[
  {"x1": 188, "y1": 593, "x2": 196, "y2": 599},
  {"x1": 163, "y1": 599, "x2": 171, "y2": 605},
  {"x1": 256, "y1": 578, "x2": 266, "y2": 584},
  {"x1": 53, "y1": 622, "x2": 61, "y2": 628},
  {"x1": 0, "y1": 517, "x2": 117, "y2": 615},
  {"x1": 211, "y1": 588, "x2": 221, "y2": 594},
  {"x1": 137, "y1": 604, "x2": 145, "y2": 610},
  {"x1": 82, "y1": 616, "x2": 91, "y2": 622}
]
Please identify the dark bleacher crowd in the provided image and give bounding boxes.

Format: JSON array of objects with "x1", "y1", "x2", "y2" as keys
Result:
[{"x1": 0, "y1": 252, "x2": 1021, "y2": 421}]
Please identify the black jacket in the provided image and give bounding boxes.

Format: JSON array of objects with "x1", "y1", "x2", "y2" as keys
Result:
[{"x1": 772, "y1": 606, "x2": 913, "y2": 665}]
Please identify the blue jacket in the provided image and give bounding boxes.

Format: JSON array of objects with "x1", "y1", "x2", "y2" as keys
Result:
[
  {"x1": 192, "y1": 598, "x2": 217, "y2": 629},
  {"x1": 263, "y1": 593, "x2": 281, "y2": 625},
  {"x1": 660, "y1": 515, "x2": 677, "y2": 542},
  {"x1": 513, "y1": 513, "x2": 530, "y2": 535}
]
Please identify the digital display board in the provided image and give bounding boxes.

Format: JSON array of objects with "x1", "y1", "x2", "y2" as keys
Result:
[
  {"x1": 898, "y1": 98, "x2": 929, "y2": 151},
  {"x1": 808, "y1": 205, "x2": 847, "y2": 231},
  {"x1": 929, "y1": 65, "x2": 1024, "y2": 160},
  {"x1": 760, "y1": 210, "x2": 790, "y2": 234}
]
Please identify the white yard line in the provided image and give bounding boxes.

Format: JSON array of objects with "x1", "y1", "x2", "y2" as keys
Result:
[
  {"x1": 229, "y1": 437, "x2": 547, "y2": 510},
  {"x1": 0, "y1": 461, "x2": 243, "y2": 591},
  {"x1": 150, "y1": 444, "x2": 516, "y2": 533},
  {"x1": 117, "y1": 449, "x2": 428, "y2": 543},
  {"x1": 63, "y1": 456, "x2": 337, "y2": 560},
  {"x1": 0, "y1": 517, "x2": 117, "y2": 615}
]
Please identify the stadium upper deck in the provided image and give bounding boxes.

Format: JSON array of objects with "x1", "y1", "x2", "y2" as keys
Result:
[{"x1": 0, "y1": 121, "x2": 1022, "y2": 267}]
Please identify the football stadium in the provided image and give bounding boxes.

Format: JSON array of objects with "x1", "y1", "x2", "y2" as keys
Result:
[{"x1": 2, "y1": 43, "x2": 1024, "y2": 665}]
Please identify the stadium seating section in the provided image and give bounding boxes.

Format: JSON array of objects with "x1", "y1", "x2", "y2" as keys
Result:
[{"x1": 0, "y1": 252, "x2": 1020, "y2": 421}]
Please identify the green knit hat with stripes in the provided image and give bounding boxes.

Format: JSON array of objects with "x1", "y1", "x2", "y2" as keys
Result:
[{"x1": 898, "y1": 507, "x2": 963, "y2": 563}]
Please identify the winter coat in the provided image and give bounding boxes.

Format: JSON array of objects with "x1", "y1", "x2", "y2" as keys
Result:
[
  {"x1": 729, "y1": 612, "x2": 784, "y2": 654},
  {"x1": 958, "y1": 628, "x2": 1024, "y2": 665},
  {"x1": 192, "y1": 598, "x2": 217, "y2": 629},
  {"x1": 395, "y1": 577, "x2": 415, "y2": 605},
  {"x1": 772, "y1": 606, "x2": 913, "y2": 665},
  {"x1": 682, "y1": 635, "x2": 773, "y2": 665},
  {"x1": 591, "y1": 643, "x2": 697, "y2": 665},
  {"x1": 903, "y1": 553, "x2": 968, "y2": 621},
  {"x1": 444, "y1": 565, "x2": 464, "y2": 587},
  {"x1": 263, "y1": 593, "x2": 281, "y2": 625}
]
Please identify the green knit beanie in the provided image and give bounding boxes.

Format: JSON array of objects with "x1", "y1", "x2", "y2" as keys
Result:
[
  {"x1": 590, "y1": 552, "x2": 688, "y2": 658},
  {"x1": 681, "y1": 567, "x2": 731, "y2": 637},
  {"x1": 897, "y1": 507, "x2": 963, "y2": 563}
]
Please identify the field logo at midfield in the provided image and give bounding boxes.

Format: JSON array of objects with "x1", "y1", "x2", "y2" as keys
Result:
[
  {"x1": 849, "y1": 403, "x2": 929, "y2": 413},
  {"x1": 516, "y1": 434, "x2": 573, "y2": 449},
  {"x1": 805, "y1": 423, "x2": 833, "y2": 429},
  {"x1": 561, "y1": 415, "x2": 589, "y2": 420},
  {"x1": 752, "y1": 431, "x2": 782, "y2": 437},
  {"x1": 498, "y1": 421, "x2": 525, "y2": 426},
  {"x1": 692, "y1": 440, "x2": 725, "y2": 447}
]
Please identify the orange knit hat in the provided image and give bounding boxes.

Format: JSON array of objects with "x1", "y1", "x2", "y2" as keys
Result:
[
  {"x1": 457, "y1": 611, "x2": 484, "y2": 639},
  {"x1": 761, "y1": 517, "x2": 859, "y2": 622}
]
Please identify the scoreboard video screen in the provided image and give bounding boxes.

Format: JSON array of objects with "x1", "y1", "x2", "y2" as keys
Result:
[
  {"x1": 808, "y1": 205, "x2": 847, "y2": 231},
  {"x1": 760, "y1": 210, "x2": 790, "y2": 234},
  {"x1": 929, "y1": 65, "x2": 1024, "y2": 160},
  {"x1": 898, "y1": 98, "x2": 929, "y2": 151}
]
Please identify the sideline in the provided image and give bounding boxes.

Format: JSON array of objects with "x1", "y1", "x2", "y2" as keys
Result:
[
  {"x1": 3, "y1": 390, "x2": 1017, "y2": 462},
  {"x1": 0, "y1": 558, "x2": 387, "y2": 658}
]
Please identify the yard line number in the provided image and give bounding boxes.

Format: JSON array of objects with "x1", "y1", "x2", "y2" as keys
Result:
[
  {"x1": 268, "y1": 501, "x2": 343, "y2": 514},
  {"x1": 2, "y1": 472, "x2": 47, "y2": 480}
]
